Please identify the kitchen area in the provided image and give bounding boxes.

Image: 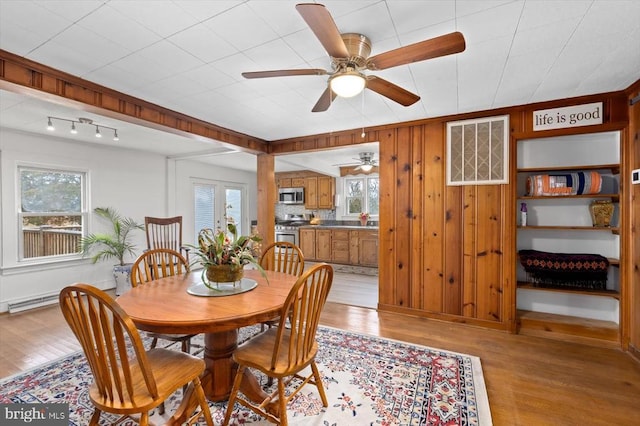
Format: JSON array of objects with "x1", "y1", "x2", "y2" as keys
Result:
[{"x1": 274, "y1": 170, "x2": 378, "y2": 275}]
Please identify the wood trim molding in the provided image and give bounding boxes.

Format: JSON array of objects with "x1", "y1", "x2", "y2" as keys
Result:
[{"x1": 0, "y1": 49, "x2": 269, "y2": 154}]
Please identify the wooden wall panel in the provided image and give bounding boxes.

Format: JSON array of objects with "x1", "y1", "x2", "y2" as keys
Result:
[
  {"x1": 422, "y1": 123, "x2": 445, "y2": 313},
  {"x1": 394, "y1": 127, "x2": 413, "y2": 308},
  {"x1": 461, "y1": 187, "x2": 477, "y2": 317},
  {"x1": 444, "y1": 185, "x2": 464, "y2": 315},
  {"x1": 410, "y1": 126, "x2": 424, "y2": 309},
  {"x1": 474, "y1": 185, "x2": 504, "y2": 322},
  {"x1": 377, "y1": 129, "x2": 396, "y2": 307}
]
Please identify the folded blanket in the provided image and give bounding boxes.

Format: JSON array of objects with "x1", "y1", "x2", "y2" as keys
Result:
[
  {"x1": 526, "y1": 171, "x2": 602, "y2": 196},
  {"x1": 518, "y1": 249, "x2": 609, "y2": 290}
]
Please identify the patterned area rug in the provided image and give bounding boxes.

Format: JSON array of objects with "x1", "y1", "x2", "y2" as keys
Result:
[{"x1": 0, "y1": 326, "x2": 492, "y2": 425}]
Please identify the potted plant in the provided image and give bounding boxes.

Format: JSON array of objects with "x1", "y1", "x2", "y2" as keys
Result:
[
  {"x1": 79, "y1": 207, "x2": 144, "y2": 295},
  {"x1": 190, "y1": 219, "x2": 266, "y2": 290}
]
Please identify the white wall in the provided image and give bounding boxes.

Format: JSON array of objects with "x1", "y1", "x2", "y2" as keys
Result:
[{"x1": 0, "y1": 128, "x2": 257, "y2": 312}]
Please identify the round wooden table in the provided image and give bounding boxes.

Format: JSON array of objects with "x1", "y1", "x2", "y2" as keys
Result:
[{"x1": 116, "y1": 269, "x2": 296, "y2": 422}]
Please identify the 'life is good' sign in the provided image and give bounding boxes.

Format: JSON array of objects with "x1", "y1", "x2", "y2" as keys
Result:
[{"x1": 533, "y1": 102, "x2": 603, "y2": 131}]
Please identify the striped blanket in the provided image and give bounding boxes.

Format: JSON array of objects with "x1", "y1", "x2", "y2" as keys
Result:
[{"x1": 526, "y1": 171, "x2": 602, "y2": 196}]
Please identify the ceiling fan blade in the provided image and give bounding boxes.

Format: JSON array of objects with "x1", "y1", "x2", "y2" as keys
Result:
[
  {"x1": 366, "y1": 76, "x2": 420, "y2": 106},
  {"x1": 296, "y1": 3, "x2": 350, "y2": 58},
  {"x1": 312, "y1": 87, "x2": 337, "y2": 112},
  {"x1": 242, "y1": 69, "x2": 327, "y2": 79},
  {"x1": 367, "y1": 31, "x2": 466, "y2": 70}
]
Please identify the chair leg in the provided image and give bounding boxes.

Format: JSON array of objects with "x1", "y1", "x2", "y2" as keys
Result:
[
  {"x1": 223, "y1": 365, "x2": 246, "y2": 426},
  {"x1": 278, "y1": 378, "x2": 288, "y2": 426},
  {"x1": 310, "y1": 361, "x2": 328, "y2": 406},
  {"x1": 139, "y1": 412, "x2": 149, "y2": 426},
  {"x1": 89, "y1": 409, "x2": 101, "y2": 426},
  {"x1": 150, "y1": 337, "x2": 158, "y2": 349},
  {"x1": 193, "y1": 377, "x2": 213, "y2": 426}
]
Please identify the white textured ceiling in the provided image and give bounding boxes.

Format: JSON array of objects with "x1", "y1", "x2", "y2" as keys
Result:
[{"x1": 0, "y1": 0, "x2": 639, "y2": 174}]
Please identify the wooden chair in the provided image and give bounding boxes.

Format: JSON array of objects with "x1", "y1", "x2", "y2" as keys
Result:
[
  {"x1": 259, "y1": 241, "x2": 305, "y2": 277},
  {"x1": 131, "y1": 248, "x2": 198, "y2": 354},
  {"x1": 259, "y1": 241, "x2": 305, "y2": 331},
  {"x1": 144, "y1": 216, "x2": 190, "y2": 262},
  {"x1": 222, "y1": 263, "x2": 333, "y2": 426},
  {"x1": 59, "y1": 284, "x2": 213, "y2": 426}
]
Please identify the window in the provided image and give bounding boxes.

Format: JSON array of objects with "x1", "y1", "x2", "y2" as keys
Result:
[
  {"x1": 19, "y1": 166, "x2": 87, "y2": 260},
  {"x1": 344, "y1": 176, "x2": 379, "y2": 217},
  {"x1": 194, "y1": 181, "x2": 247, "y2": 237},
  {"x1": 447, "y1": 115, "x2": 509, "y2": 185}
]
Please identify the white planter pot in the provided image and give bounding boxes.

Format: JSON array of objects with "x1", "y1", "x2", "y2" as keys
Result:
[{"x1": 113, "y1": 264, "x2": 133, "y2": 296}]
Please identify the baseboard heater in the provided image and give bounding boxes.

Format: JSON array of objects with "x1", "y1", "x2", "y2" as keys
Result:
[{"x1": 8, "y1": 294, "x2": 59, "y2": 313}]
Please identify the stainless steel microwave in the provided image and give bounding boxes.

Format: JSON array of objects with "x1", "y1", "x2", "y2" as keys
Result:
[{"x1": 278, "y1": 187, "x2": 304, "y2": 204}]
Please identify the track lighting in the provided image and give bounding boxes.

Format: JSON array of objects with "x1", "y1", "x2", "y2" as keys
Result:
[{"x1": 45, "y1": 116, "x2": 120, "y2": 141}]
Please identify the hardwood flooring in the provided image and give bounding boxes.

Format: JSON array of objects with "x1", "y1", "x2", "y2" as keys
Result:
[{"x1": 1, "y1": 276, "x2": 639, "y2": 425}]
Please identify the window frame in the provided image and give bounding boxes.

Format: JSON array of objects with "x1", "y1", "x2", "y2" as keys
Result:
[
  {"x1": 343, "y1": 175, "x2": 379, "y2": 218},
  {"x1": 17, "y1": 163, "x2": 89, "y2": 263}
]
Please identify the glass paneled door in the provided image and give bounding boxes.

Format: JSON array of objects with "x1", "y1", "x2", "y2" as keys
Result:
[{"x1": 194, "y1": 181, "x2": 247, "y2": 237}]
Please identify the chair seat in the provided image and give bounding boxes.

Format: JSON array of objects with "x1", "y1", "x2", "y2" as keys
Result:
[
  {"x1": 89, "y1": 348, "x2": 204, "y2": 413},
  {"x1": 233, "y1": 328, "x2": 318, "y2": 377}
]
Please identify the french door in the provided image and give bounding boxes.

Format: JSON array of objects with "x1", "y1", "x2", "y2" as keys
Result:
[{"x1": 193, "y1": 180, "x2": 247, "y2": 237}]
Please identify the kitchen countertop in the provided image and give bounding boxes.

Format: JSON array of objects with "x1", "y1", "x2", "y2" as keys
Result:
[{"x1": 299, "y1": 224, "x2": 379, "y2": 230}]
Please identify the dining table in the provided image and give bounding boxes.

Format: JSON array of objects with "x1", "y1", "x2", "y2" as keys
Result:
[{"x1": 116, "y1": 268, "x2": 297, "y2": 424}]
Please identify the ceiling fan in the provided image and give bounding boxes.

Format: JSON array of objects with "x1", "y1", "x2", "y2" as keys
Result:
[
  {"x1": 242, "y1": 3, "x2": 466, "y2": 112},
  {"x1": 333, "y1": 152, "x2": 378, "y2": 171}
]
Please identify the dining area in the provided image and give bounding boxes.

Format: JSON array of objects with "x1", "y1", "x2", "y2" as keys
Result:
[{"x1": 59, "y1": 215, "x2": 334, "y2": 426}]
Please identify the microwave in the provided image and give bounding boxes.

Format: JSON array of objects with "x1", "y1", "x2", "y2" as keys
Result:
[{"x1": 278, "y1": 187, "x2": 305, "y2": 204}]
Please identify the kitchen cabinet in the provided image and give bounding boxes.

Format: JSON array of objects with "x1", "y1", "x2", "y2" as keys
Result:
[
  {"x1": 331, "y1": 230, "x2": 350, "y2": 263},
  {"x1": 359, "y1": 230, "x2": 379, "y2": 266},
  {"x1": 277, "y1": 177, "x2": 291, "y2": 188},
  {"x1": 305, "y1": 177, "x2": 318, "y2": 209},
  {"x1": 317, "y1": 176, "x2": 335, "y2": 209},
  {"x1": 291, "y1": 177, "x2": 306, "y2": 187},
  {"x1": 316, "y1": 229, "x2": 331, "y2": 261},
  {"x1": 299, "y1": 228, "x2": 316, "y2": 260},
  {"x1": 299, "y1": 227, "x2": 378, "y2": 266}
]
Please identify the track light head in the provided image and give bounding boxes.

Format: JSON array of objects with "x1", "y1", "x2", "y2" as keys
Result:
[
  {"x1": 47, "y1": 118, "x2": 55, "y2": 131},
  {"x1": 113, "y1": 130, "x2": 119, "y2": 141},
  {"x1": 95, "y1": 126, "x2": 102, "y2": 138}
]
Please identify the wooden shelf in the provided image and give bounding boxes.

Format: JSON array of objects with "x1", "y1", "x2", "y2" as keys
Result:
[
  {"x1": 517, "y1": 225, "x2": 620, "y2": 233},
  {"x1": 516, "y1": 309, "x2": 620, "y2": 346},
  {"x1": 517, "y1": 193, "x2": 619, "y2": 202},
  {"x1": 517, "y1": 163, "x2": 620, "y2": 174},
  {"x1": 517, "y1": 282, "x2": 620, "y2": 299}
]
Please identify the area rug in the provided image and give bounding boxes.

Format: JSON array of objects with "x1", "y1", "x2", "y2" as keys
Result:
[{"x1": 0, "y1": 326, "x2": 492, "y2": 425}]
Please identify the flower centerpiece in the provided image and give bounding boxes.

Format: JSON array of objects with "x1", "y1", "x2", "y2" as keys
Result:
[
  {"x1": 190, "y1": 219, "x2": 265, "y2": 290},
  {"x1": 359, "y1": 212, "x2": 370, "y2": 226}
]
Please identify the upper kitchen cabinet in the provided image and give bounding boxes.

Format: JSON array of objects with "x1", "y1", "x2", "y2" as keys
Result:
[{"x1": 275, "y1": 171, "x2": 335, "y2": 209}]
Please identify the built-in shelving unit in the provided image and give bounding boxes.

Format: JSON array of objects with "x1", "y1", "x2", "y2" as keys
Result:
[{"x1": 515, "y1": 131, "x2": 621, "y2": 345}]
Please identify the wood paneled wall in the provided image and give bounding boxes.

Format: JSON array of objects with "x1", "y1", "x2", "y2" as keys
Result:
[{"x1": 270, "y1": 91, "x2": 632, "y2": 335}]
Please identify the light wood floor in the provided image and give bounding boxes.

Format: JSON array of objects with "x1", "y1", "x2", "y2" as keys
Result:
[{"x1": 1, "y1": 277, "x2": 639, "y2": 425}]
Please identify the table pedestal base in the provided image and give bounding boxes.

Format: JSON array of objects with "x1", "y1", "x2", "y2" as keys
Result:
[{"x1": 169, "y1": 329, "x2": 280, "y2": 424}]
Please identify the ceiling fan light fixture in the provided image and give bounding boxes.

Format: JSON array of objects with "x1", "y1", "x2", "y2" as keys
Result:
[
  {"x1": 329, "y1": 71, "x2": 365, "y2": 98},
  {"x1": 360, "y1": 163, "x2": 373, "y2": 172}
]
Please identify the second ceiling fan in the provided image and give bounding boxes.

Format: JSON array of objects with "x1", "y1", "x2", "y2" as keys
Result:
[{"x1": 242, "y1": 3, "x2": 466, "y2": 112}]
